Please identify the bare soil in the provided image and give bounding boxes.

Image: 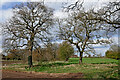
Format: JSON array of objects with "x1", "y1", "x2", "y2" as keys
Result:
[
  {"x1": 2, "y1": 61, "x2": 24, "y2": 66},
  {"x1": 2, "y1": 70, "x2": 83, "y2": 78}
]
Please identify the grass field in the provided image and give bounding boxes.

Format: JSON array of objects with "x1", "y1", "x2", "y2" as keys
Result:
[{"x1": 3, "y1": 58, "x2": 119, "y2": 79}]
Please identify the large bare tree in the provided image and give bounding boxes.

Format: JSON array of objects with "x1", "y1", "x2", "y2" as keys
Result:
[
  {"x1": 58, "y1": 6, "x2": 112, "y2": 64},
  {"x1": 64, "y1": 0, "x2": 120, "y2": 29},
  {"x1": 3, "y1": 2, "x2": 54, "y2": 67},
  {"x1": 89, "y1": 1, "x2": 120, "y2": 29}
]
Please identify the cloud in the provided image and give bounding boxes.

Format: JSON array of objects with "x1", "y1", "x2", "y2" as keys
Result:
[
  {"x1": 0, "y1": 9, "x2": 13, "y2": 22},
  {"x1": 0, "y1": 9, "x2": 13, "y2": 54},
  {"x1": 54, "y1": 10, "x2": 68, "y2": 19},
  {"x1": 0, "y1": 0, "x2": 114, "y2": 7},
  {"x1": 0, "y1": 0, "x2": 77, "y2": 3},
  {"x1": 0, "y1": 0, "x2": 71, "y2": 6},
  {"x1": 111, "y1": 35, "x2": 118, "y2": 44},
  {"x1": 93, "y1": 44, "x2": 106, "y2": 48},
  {"x1": 0, "y1": 49, "x2": 2, "y2": 54},
  {"x1": 95, "y1": 47, "x2": 109, "y2": 56},
  {"x1": 0, "y1": 35, "x2": 2, "y2": 54}
]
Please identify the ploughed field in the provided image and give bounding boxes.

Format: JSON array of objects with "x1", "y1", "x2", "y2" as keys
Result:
[{"x1": 2, "y1": 58, "x2": 119, "y2": 79}]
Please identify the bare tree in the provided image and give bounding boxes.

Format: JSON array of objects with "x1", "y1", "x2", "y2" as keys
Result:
[
  {"x1": 58, "y1": 6, "x2": 111, "y2": 64},
  {"x1": 64, "y1": 0, "x2": 120, "y2": 29},
  {"x1": 2, "y1": 2, "x2": 54, "y2": 67},
  {"x1": 88, "y1": 1, "x2": 120, "y2": 29}
]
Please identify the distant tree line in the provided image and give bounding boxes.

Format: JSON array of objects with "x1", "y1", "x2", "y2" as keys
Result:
[
  {"x1": 105, "y1": 44, "x2": 120, "y2": 60},
  {"x1": 2, "y1": 41, "x2": 74, "y2": 62}
]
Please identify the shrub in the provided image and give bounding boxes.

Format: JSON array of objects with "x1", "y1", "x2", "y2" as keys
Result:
[
  {"x1": 105, "y1": 50, "x2": 119, "y2": 60},
  {"x1": 57, "y1": 41, "x2": 74, "y2": 61}
]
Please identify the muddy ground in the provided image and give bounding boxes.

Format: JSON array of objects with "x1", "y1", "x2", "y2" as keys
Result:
[{"x1": 2, "y1": 70, "x2": 83, "y2": 78}]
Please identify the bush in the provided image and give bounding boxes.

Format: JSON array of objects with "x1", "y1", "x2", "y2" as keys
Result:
[
  {"x1": 105, "y1": 50, "x2": 119, "y2": 60},
  {"x1": 32, "y1": 43, "x2": 59, "y2": 62},
  {"x1": 57, "y1": 41, "x2": 74, "y2": 61}
]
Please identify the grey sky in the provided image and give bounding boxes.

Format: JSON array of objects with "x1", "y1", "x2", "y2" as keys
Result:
[{"x1": 0, "y1": 0, "x2": 118, "y2": 56}]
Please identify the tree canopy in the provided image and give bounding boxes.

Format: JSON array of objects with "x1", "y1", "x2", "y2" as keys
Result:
[{"x1": 3, "y1": 2, "x2": 54, "y2": 67}]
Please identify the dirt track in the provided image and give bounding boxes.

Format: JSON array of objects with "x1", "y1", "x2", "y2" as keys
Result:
[{"x1": 2, "y1": 70, "x2": 83, "y2": 78}]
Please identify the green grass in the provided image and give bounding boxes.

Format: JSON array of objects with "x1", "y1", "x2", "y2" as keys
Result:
[
  {"x1": 69, "y1": 58, "x2": 118, "y2": 64},
  {"x1": 3, "y1": 58, "x2": 119, "y2": 79}
]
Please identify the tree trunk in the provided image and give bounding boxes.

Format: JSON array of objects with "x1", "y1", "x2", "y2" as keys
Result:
[
  {"x1": 79, "y1": 52, "x2": 83, "y2": 64},
  {"x1": 28, "y1": 55, "x2": 32, "y2": 67},
  {"x1": 30, "y1": 46, "x2": 33, "y2": 67},
  {"x1": 29, "y1": 32, "x2": 34, "y2": 67},
  {"x1": 65, "y1": 57, "x2": 69, "y2": 61},
  {"x1": 76, "y1": 44, "x2": 83, "y2": 64}
]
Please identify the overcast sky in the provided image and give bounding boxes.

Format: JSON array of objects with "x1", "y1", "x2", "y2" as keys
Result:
[{"x1": 0, "y1": 0, "x2": 118, "y2": 56}]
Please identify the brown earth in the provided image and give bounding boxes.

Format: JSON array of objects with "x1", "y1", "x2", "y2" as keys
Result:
[
  {"x1": 2, "y1": 61, "x2": 24, "y2": 66},
  {"x1": 2, "y1": 70, "x2": 83, "y2": 78}
]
